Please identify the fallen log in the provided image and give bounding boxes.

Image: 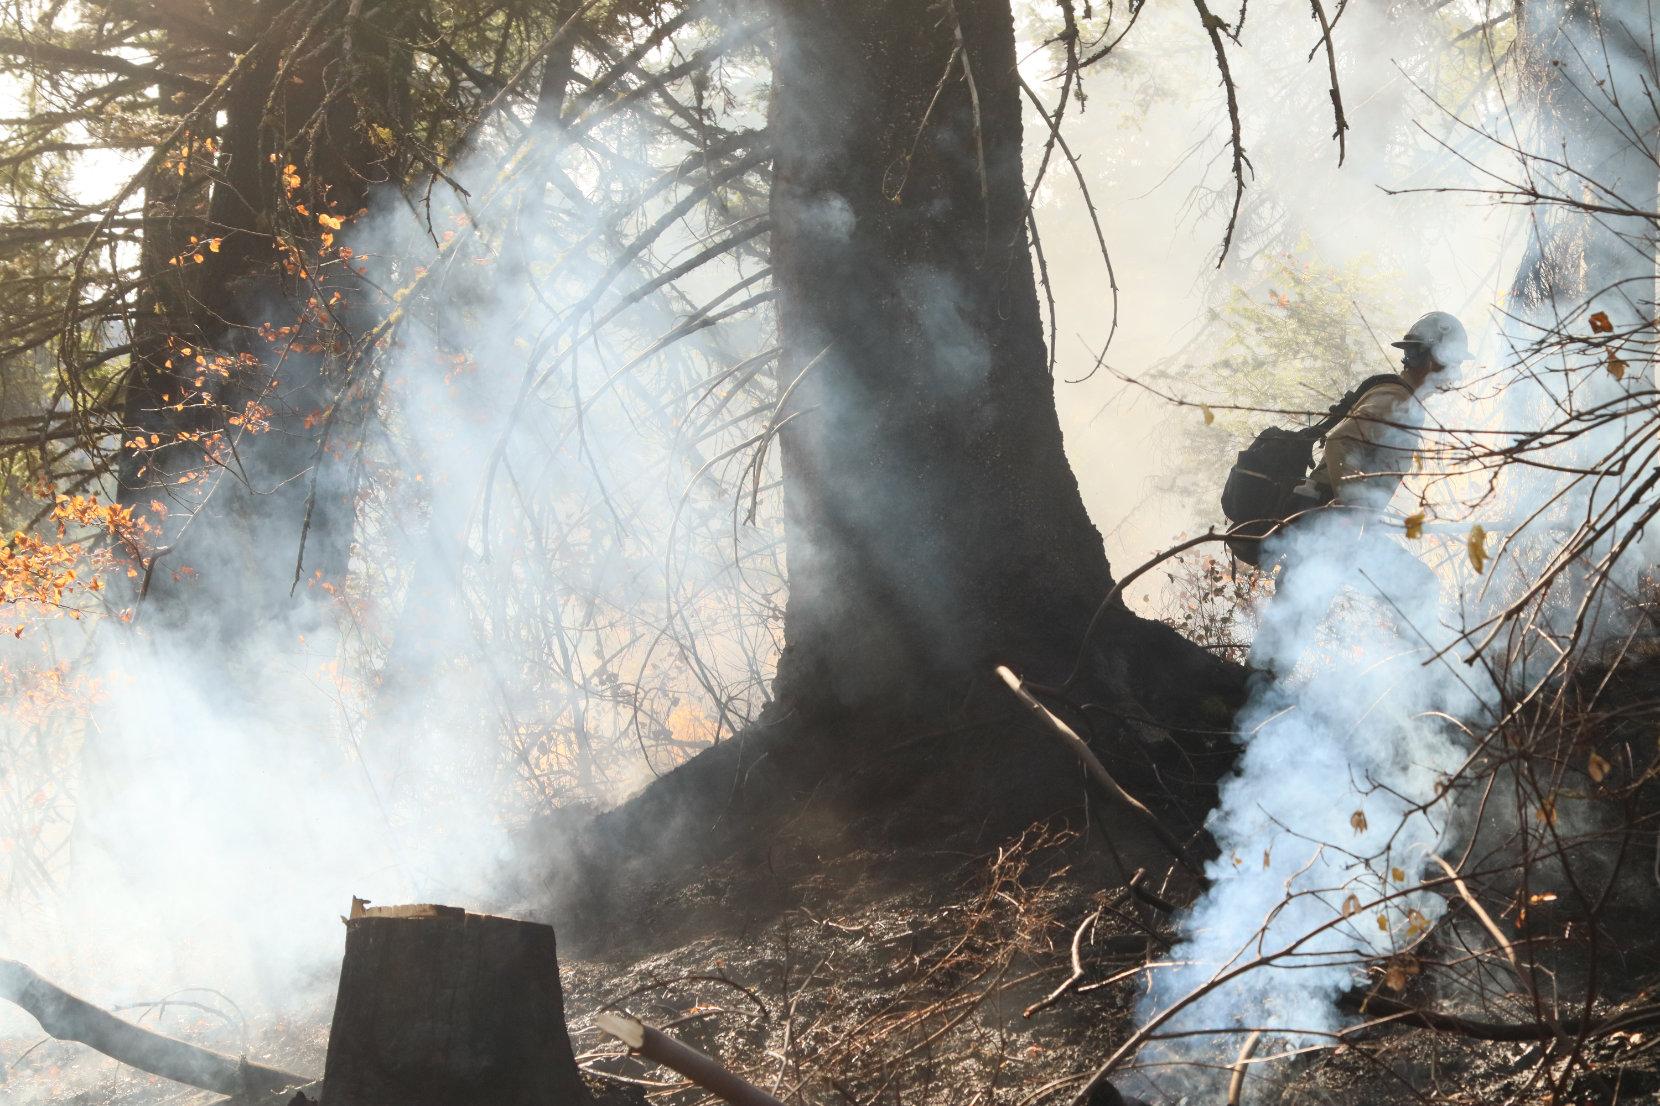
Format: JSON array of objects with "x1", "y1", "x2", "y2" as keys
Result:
[
  {"x1": 320, "y1": 902, "x2": 590, "y2": 1106},
  {"x1": 0, "y1": 957, "x2": 309, "y2": 1097}
]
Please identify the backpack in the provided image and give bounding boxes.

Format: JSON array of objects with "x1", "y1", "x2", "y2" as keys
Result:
[{"x1": 1220, "y1": 373, "x2": 1402, "y2": 566}]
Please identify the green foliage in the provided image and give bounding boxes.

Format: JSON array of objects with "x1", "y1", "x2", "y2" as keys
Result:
[
  {"x1": 1156, "y1": 242, "x2": 1409, "y2": 499},
  {"x1": 1210, "y1": 244, "x2": 1407, "y2": 417}
]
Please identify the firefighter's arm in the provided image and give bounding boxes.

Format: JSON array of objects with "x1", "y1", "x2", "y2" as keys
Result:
[{"x1": 1323, "y1": 384, "x2": 1412, "y2": 506}]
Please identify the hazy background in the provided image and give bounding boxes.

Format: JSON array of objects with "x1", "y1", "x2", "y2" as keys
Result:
[
  {"x1": 1026, "y1": 0, "x2": 1519, "y2": 592},
  {"x1": 0, "y1": 0, "x2": 1539, "y2": 1078}
]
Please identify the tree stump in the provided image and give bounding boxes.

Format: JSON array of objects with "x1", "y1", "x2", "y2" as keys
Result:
[{"x1": 320, "y1": 903, "x2": 590, "y2": 1106}]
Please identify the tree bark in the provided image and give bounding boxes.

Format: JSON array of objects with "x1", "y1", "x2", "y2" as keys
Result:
[
  {"x1": 767, "y1": 0, "x2": 1121, "y2": 713},
  {"x1": 124, "y1": 0, "x2": 410, "y2": 627},
  {"x1": 320, "y1": 904, "x2": 591, "y2": 1106}
]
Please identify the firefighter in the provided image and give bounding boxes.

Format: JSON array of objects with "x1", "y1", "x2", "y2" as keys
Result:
[
  {"x1": 1305, "y1": 310, "x2": 1471, "y2": 510},
  {"x1": 1254, "y1": 311, "x2": 1472, "y2": 672}
]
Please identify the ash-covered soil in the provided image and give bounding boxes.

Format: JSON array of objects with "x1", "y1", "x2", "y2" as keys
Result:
[{"x1": 10, "y1": 817, "x2": 1660, "y2": 1105}]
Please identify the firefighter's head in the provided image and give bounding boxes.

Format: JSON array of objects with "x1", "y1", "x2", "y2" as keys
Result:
[{"x1": 1392, "y1": 311, "x2": 1471, "y2": 387}]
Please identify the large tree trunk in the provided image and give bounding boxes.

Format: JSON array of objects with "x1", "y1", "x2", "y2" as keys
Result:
[
  {"x1": 122, "y1": 0, "x2": 409, "y2": 630},
  {"x1": 548, "y1": 1, "x2": 1245, "y2": 949},
  {"x1": 767, "y1": 0, "x2": 1124, "y2": 714}
]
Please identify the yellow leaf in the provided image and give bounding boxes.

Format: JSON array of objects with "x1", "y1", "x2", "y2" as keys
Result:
[
  {"x1": 1350, "y1": 809, "x2": 1368, "y2": 834},
  {"x1": 208, "y1": 238, "x2": 222, "y2": 252},
  {"x1": 1377, "y1": 912, "x2": 1389, "y2": 931},
  {"x1": 1391, "y1": 867, "x2": 1406, "y2": 882},
  {"x1": 1201, "y1": 404, "x2": 1215, "y2": 425},
  {"x1": 1536, "y1": 795, "x2": 1557, "y2": 826},
  {"x1": 1404, "y1": 512, "x2": 1424, "y2": 540},
  {"x1": 318, "y1": 212, "x2": 344, "y2": 230},
  {"x1": 1588, "y1": 752, "x2": 1612, "y2": 783},
  {"x1": 1466, "y1": 524, "x2": 1488, "y2": 574}
]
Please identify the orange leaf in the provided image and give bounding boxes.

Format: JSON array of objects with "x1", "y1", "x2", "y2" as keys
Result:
[
  {"x1": 1466, "y1": 524, "x2": 1488, "y2": 574},
  {"x1": 1589, "y1": 311, "x2": 1614, "y2": 334},
  {"x1": 1588, "y1": 752, "x2": 1612, "y2": 783}
]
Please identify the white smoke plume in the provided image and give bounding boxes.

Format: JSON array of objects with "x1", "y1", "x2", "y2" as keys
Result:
[
  {"x1": 1114, "y1": 0, "x2": 1659, "y2": 1098},
  {"x1": 0, "y1": 13, "x2": 781, "y2": 1091}
]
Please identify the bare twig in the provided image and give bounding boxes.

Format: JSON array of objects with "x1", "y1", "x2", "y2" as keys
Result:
[{"x1": 1024, "y1": 908, "x2": 1104, "y2": 1018}]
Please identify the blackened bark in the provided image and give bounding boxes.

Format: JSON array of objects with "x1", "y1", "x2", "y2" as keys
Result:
[
  {"x1": 125, "y1": 0, "x2": 409, "y2": 630},
  {"x1": 120, "y1": 101, "x2": 212, "y2": 499},
  {"x1": 768, "y1": 0, "x2": 1116, "y2": 712}
]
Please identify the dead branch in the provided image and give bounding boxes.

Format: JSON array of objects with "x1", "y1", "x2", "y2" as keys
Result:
[
  {"x1": 0, "y1": 958, "x2": 309, "y2": 1097},
  {"x1": 1226, "y1": 1029, "x2": 1263, "y2": 1106},
  {"x1": 1306, "y1": 0, "x2": 1347, "y2": 164},
  {"x1": 1190, "y1": 0, "x2": 1250, "y2": 265},
  {"x1": 1127, "y1": 867, "x2": 1178, "y2": 915},
  {"x1": 597, "y1": 1011, "x2": 787, "y2": 1106},
  {"x1": 1023, "y1": 907, "x2": 1103, "y2": 1018},
  {"x1": 1344, "y1": 994, "x2": 1589, "y2": 1042},
  {"x1": 1431, "y1": 853, "x2": 1522, "y2": 979},
  {"x1": 996, "y1": 666, "x2": 1202, "y2": 879}
]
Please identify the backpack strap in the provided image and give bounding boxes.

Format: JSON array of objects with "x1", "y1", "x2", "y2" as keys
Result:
[{"x1": 1300, "y1": 372, "x2": 1407, "y2": 441}]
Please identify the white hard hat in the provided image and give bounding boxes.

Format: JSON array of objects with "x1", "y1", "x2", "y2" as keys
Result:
[{"x1": 1392, "y1": 311, "x2": 1471, "y2": 366}]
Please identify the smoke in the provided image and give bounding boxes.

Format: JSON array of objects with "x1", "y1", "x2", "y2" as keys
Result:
[
  {"x1": 1018, "y1": 0, "x2": 1517, "y2": 573},
  {"x1": 0, "y1": 1, "x2": 1650, "y2": 1100},
  {"x1": 1106, "y1": 0, "x2": 1659, "y2": 1098},
  {"x1": 0, "y1": 21, "x2": 782, "y2": 1086}
]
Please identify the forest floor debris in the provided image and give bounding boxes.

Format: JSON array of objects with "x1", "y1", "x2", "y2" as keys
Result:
[{"x1": 10, "y1": 810, "x2": 1660, "y2": 1104}]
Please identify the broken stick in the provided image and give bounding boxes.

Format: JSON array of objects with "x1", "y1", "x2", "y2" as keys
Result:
[
  {"x1": 597, "y1": 1010, "x2": 786, "y2": 1106},
  {"x1": 0, "y1": 958, "x2": 308, "y2": 1097},
  {"x1": 995, "y1": 666, "x2": 1201, "y2": 878}
]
